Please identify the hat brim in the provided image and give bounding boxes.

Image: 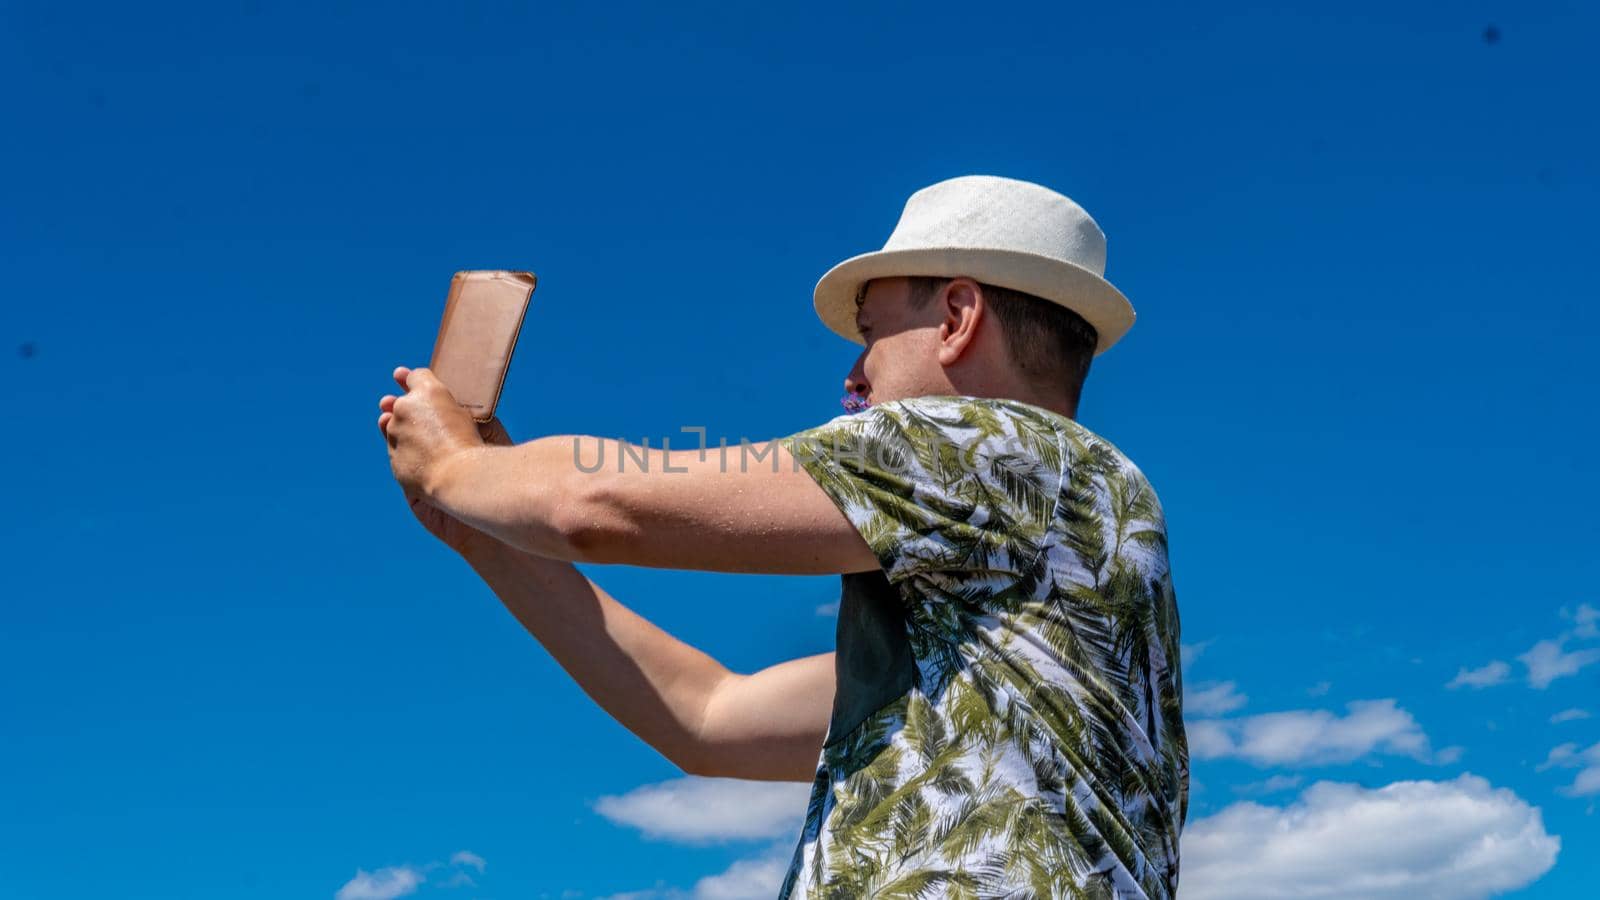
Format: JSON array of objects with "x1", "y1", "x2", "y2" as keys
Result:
[{"x1": 813, "y1": 247, "x2": 1136, "y2": 356}]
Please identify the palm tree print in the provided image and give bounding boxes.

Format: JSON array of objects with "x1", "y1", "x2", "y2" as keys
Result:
[{"x1": 775, "y1": 395, "x2": 1187, "y2": 899}]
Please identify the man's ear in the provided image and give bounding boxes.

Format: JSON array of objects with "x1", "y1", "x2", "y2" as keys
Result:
[{"x1": 936, "y1": 278, "x2": 985, "y2": 365}]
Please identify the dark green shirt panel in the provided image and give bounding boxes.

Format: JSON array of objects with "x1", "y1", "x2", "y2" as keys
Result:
[{"x1": 824, "y1": 569, "x2": 916, "y2": 748}]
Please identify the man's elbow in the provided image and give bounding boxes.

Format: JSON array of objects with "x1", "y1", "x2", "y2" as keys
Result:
[{"x1": 673, "y1": 745, "x2": 728, "y2": 779}]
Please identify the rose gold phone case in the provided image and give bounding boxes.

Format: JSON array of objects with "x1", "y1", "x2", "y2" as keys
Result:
[{"x1": 428, "y1": 270, "x2": 537, "y2": 423}]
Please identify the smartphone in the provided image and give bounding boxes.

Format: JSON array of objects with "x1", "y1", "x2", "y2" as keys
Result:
[{"x1": 428, "y1": 270, "x2": 537, "y2": 423}]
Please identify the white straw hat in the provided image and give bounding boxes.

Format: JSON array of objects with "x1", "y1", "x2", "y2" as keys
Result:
[{"x1": 813, "y1": 175, "x2": 1136, "y2": 355}]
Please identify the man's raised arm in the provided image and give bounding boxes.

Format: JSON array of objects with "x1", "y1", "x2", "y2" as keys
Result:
[
  {"x1": 458, "y1": 534, "x2": 835, "y2": 781},
  {"x1": 378, "y1": 370, "x2": 855, "y2": 780},
  {"x1": 387, "y1": 367, "x2": 882, "y2": 576}
]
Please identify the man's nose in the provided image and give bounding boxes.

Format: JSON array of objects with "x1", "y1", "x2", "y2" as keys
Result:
[{"x1": 844, "y1": 351, "x2": 869, "y2": 397}]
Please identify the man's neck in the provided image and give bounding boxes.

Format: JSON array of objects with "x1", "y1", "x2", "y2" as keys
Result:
[
  {"x1": 940, "y1": 384, "x2": 1078, "y2": 420},
  {"x1": 1015, "y1": 393, "x2": 1077, "y2": 420}
]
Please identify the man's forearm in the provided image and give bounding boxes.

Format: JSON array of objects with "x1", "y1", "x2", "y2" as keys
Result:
[
  {"x1": 427, "y1": 432, "x2": 884, "y2": 577},
  {"x1": 427, "y1": 438, "x2": 587, "y2": 560},
  {"x1": 456, "y1": 534, "x2": 733, "y2": 774}
]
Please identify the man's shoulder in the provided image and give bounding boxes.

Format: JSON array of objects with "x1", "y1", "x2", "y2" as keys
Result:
[
  {"x1": 871, "y1": 395, "x2": 1072, "y2": 472},
  {"x1": 867, "y1": 393, "x2": 1070, "y2": 439},
  {"x1": 954, "y1": 397, "x2": 1145, "y2": 471},
  {"x1": 782, "y1": 393, "x2": 1161, "y2": 502}
]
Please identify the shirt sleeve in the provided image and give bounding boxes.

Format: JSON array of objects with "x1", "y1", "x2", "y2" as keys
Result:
[{"x1": 776, "y1": 396, "x2": 1064, "y2": 585}]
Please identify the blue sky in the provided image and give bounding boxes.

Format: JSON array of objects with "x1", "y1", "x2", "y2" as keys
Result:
[{"x1": 3, "y1": 1, "x2": 1597, "y2": 898}]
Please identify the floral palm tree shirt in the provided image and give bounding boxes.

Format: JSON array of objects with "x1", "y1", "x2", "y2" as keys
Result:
[{"x1": 773, "y1": 395, "x2": 1187, "y2": 899}]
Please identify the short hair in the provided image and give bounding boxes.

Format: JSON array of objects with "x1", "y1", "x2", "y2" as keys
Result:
[{"x1": 901, "y1": 276, "x2": 1097, "y2": 397}]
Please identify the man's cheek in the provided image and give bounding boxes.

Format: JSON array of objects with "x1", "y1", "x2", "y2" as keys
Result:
[
  {"x1": 862, "y1": 343, "x2": 885, "y2": 375},
  {"x1": 865, "y1": 344, "x2": 897, "y2": 387}
]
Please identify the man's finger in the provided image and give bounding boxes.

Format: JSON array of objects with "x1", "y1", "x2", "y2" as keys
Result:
[
  {"x1": 379, "y1": 395, "x2": 397, "y2": 412},
  {"x1": 406, "y1": 367, "x2": 440, "y2": 392},
  {"x1": 392, "y1": 366, "x2": 412, "y2": 391}
]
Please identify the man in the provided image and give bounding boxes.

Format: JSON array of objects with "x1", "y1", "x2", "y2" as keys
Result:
[{"x1": 378, "y1": 175, "x2": 1188, "y2": 898}]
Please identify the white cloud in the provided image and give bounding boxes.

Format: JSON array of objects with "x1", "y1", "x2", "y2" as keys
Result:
[
  {"x1": 1186, "y1": 720, "x2": 1234, "y2": 759},
  {"x1": 1306, "y1": 680, "x2": 1332, "y2": 697},
  {"x1": 1569, "y1": 767, "x2": 1600, "y2": 798},
  {"x1": 691, "y1": 842, "x2": 795, "y2": 899},
  {"x1": 1550, "y1": 708, "x2": 1590, "y2": 724},
  {"x1": 597, "y1": 841, "x2": 794, "y2": 900},
  {"x1": 594, "y1": 777, "x2": 809, "y2": 843},
  {"x1": 1181, "y1": 641, "x2": 1211, "y2": 670},
  {"x1": 1567, "y1": 602, "x2": 1598, "y2": 639},
  {"x1": 1188, "y1": 699, "x2": 1433, "y2": 767},
  {"x1": 1185, "y1": 680, "x2": 1247, "y2": 716},
  {"x1": 1538, "y1": 741, "x2": 1600, "y2": 798},
  {"x1": 1446, "y1": 660, "x2": 1511, "y2": 690},
  {"x1": 336, "y1": 851, "x2": 485, "y2": 899},
  {"x1": 448, "y1": 850, "x2": 486, "y2": 873},
  {"x1": 1518, "y1": 638, "x2": 1600, "y2": 689},
  {"x1": 1232, "y1": 774, "x2": 1303, "y2": 796},
  {"x1": 336, "y1": 866, "x2": 425, "y2": 900},
  {"x1": 1440, "y1": 606, "x2": 1600, "y2": 692},
  {"x1": 814, "y1": 600, "x2": 839, "y2": 617},
  {"x1": 1537, "y1": 743, "x2": 1579, "y2": 771},
  {"x1": 1181, "y1": 774, "x2": 1560, "y2": 900}
]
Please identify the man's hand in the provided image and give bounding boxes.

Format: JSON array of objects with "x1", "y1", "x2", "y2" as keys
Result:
[
  {"x1": 379, "y1": 367, "x2": 510, "y2": 554},
  {"x1": 378, "y1": 365, "x2": 483, "y2": 494}
]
